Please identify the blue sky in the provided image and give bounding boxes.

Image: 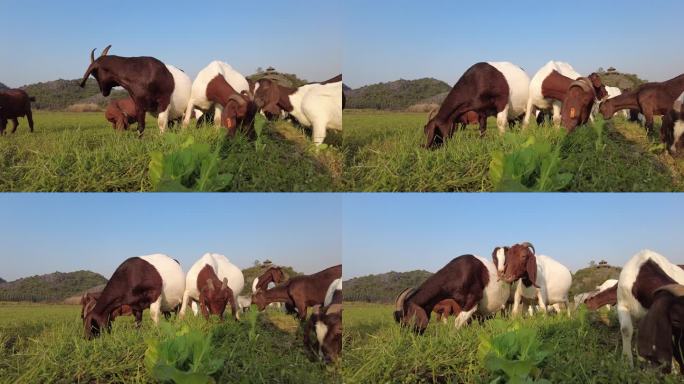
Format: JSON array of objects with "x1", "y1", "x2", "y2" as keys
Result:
[
  {"x1": 344, "y1": 0, "x2": 684, "y2": 88},
  {"x1": 0, "y1": 0, "x2": 341, "y2": 87},
  {"x1": 343, "y1": 193, "x2": 684, "y2": 278},
  {"x1": 0, "y1": 194, "x2": 341, "y2": 281}
]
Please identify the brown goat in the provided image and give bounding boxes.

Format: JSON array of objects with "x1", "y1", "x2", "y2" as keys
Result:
[
  {"x1": 0, "y1": 89, "x2": 35, "y2": 134},
  {"x1": 599, "y1": 73, "x2": 684, "y2": 134},
  {"x1": 584, "y1": 284, "x2": 617, "y2": 310},
  {"x1": 432, "y1": 299, "x2": 462, "y2": 323},
  {"x1": 559, "y1": 73, "x2": 606, "y2": 131},
  {"x1": 197, "y1": 264, "x2": 237, "y2": 321},
  {"x1": 251, "y1": 264, "x2": 341, "y2": 321},
  {"x1": 252, "y1": 266, "x2": 286, "y2": 293},
  {"x1": 205, "y1": 75, "x2": 257, "y2": 138},
  {"x1": 105, "y1": 98, "x2": 138, "y2": 131},
  {"x1": 304, "y1": 280, "x2": 342, "y2": 363},
  {"x1": 79, "y1": 45, "x2": 174, "y2": 136},
  {"x1": 637, "y1": 284, "x2": 684, "y2": 373},
  {"x1": 80, "y1": 291, "x2": 134, "y2": 320}
]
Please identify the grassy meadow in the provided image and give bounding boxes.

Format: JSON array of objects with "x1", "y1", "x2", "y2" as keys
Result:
[
  {"x1": 343, "y1": 302, "x2": 681, "y2": 384},
  {"x1": 343, "y1": 110, "x2": 684, "y2": 191},
  {"x1": 0, "y1": 302, "x2": 339, "y2": 384},
  {"x1": 0, "y1": 111, "x2": 342, "y2": 192}
]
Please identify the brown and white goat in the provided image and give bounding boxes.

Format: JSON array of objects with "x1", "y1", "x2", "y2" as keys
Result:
[
  {"x1": 616, "y1": 249, "x2": 684, "y2": 365},
  {"x1": 204, "y1": 75, "x2": 257, "y2": 138},
  {"x1": 105, "y1": 98, "x2": 138, "y2": 131},
  {"x1": 251, "y1": 264, "x2": 342, "y2": 321},
  {"x1": 637, "y1": 284, "x2": 684, "y2": 373},
  {"x1": 423, "y1": 62, "x2": 529, "y2": 147},
  {"x1": 660, "y1": 100, "x2": 684, "y2": 154},
  {"x1": 252, "y1": 266, "x2": 286, "y2": 293},
  {"x1": 560, "y1": 73, "x2": 606, "y2": 131},
  {"x1": 197, "y1": 265, "x2": 237, "y2": 321},
  {"x1": 304, "y1": 278, "x2": 342, "y2": 363},
  {"x1": 394, "y1": 255, "x2": 510, "y2": 333},
  {"x1": 83, "y1": 254, "x2": 184, "y2": 339},
  {"x1": 0, "y1": 89, "x2": 35, "y2": 134},
  {"x1": 583, "y1": 279, "x2": 618, "y2": 310}
]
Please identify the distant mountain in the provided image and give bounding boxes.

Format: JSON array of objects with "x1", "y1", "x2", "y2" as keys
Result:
[
  {"x1": 346, "y1": 78, "x2": 451, "y2": 110},
  {"x1": 0, "y1": 82, "x2": 9, "y2": 91},
  {"x1": 596, "y1": 68, "x2": 647, "y2": 91},
  {"x1": 0, "y1": 270, "x2": 107, "y2": 302},
  {"x1": 344, "y1": 270, "x2": 433, "y2": 303},
  {"x1": 569, "y1": 262, "x2": 621, "y2": 297},
  {"x1": 19, "y1": 78, "x2": 127, "y2": 110},
  {"x1": 343, "y1": 83, "x2": 351, "y2": 92},
  {"x1": 247, "y1": 68, "x2": 308, "y2": 88}
]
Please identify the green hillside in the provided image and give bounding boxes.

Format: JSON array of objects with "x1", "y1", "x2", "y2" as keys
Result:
[
  {"x1": 247, "y1": 67, "x2": 308, "y2": 88},
  {"x1": 20, "y1": 78, "x2": 127, "y2": 110},
  {"x1": 569, "y1": 261, "x2": 621, "y2": 297},
  {"x1": 344, "y1": 270, "x2": 433, "y2": 303},
  {"x1": 346, "y1": 78, "x2": 451, "y2": 110},
  {"x1": 0, "y1": 270, "x2": 107, "y2": 302},
  {"x1": 596, "y1": 67, "x2": 648, "y2": 90}
]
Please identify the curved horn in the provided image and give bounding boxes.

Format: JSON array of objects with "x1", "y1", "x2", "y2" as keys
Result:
[
  {"x1": 100, "y1": 45, "x2": 112, "y2": 57},
  {"x1": 520, "y1": 242, "x2": 535, "y2": 255},
  {"x1": 395, "y1": 287, "x2": 416, "y2": 312},
  {"x1": 427, "y1": 107, "x2": 438, "y2": 123},
  {"x1": 90, "y1": 48, "x2": 96, "y2": 64},
  {"x1": 228, "y1": 94, "x2": 247, "y2": 107},
  {"x1": 655, "y1": 284, "x2": 684, "y2": 297}
]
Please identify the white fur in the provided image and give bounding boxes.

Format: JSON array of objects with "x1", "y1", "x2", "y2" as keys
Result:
[
  {"x1": 509, "y1": 254, "x2": 572, "y2": 316},
  {"x1": 179, "y1": 253, "x2": 245, "y2": 318},
  {"x1": 474, "y1": 256, "x2": 511, "y2": 316},
  {"x1": 495, "y1": 248, "x2": 506, "y2": 273},
  {"x1": 237, "y1": 295, "x2": 252, "y2": 311},
  {"x1": 524, "y1": 61, "x2": 581, "y2": 127},
  {"x1": 485, "y1": 62, "x2": 530, "y2": 133},
  {"x1": 596, "y1": 278, "x2": 618, "y2": 292},
  {"x1": 617, "y1": 249, "x2": 684, "y2": 364},
  {"x1": 137, "y1": 254, "x2": 186, "y2": 324},
  {"x1": 673, "y1": 120, "x2": 684, "y2": 153},
  {"x1": 286, "y1": 81, "x2": 343, "y2": 145},
  {"x1": 315, "y1": 320, "x2": 328, "y2": 357},
  {"x1": 158, "y1": 65, "x2": 192, "y2": 133},
  {"x1": 252, "y1": 277, "x2": 260, "y2": 293},
  {"x1": 324, "y1": 279, "x2": 342, "y2": 307},
  {"x1": 182, "y1": 61, "x2": 249, "y2": 127}
]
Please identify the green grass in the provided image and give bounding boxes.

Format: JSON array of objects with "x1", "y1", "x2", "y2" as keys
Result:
[
  {"x1": 0, "y1": 111, "x2": 342, "y2": 191},
  {"x1": 0, "y1": 302, "x2": 339, "y2": 383},
  {"x1": 343, "y1": 302, "x2": 681, "y2": 384},
  {"x1": 343, "y1": 110, "x2": 684, "y2": 191}
]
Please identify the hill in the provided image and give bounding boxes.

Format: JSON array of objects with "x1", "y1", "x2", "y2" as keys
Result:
[
  {"x1": 239, "y1": 261, "x2": 303, "y2": 296},
  {"x1": 0, "y1": 270, "x2": 107, "y2": 302},
  {"x1": 569, "y1": 261, "x2": 621, "y2": 297},
  {"x1": 19, "y1": 78, "x2": 127, "y2": 110},
  {"x1": 0, "y1": 82, "x2": 9, "y2": 91},
  {"x1": 596, "y1": 67, "x2": 647, "y2": 90},
  {"x1": 346, "y1": 78, "x2": 451, "y2": 110},
  {"x1": 0, "y1": 277, "x2": 5, "y2": 284},
  {"x1": 247, "y1": 67, "x2": 308, "y2": 88},
  {"x1": 344, "y1": 270, "x2": 433, "y2": 303}
]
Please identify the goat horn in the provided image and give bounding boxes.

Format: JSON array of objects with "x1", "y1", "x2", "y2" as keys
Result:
[
  {"x1": 228, "y1": 94, "x2": 247, "y2": 107},
  {"x1": 395, "y1": 287, "x2": 416, "y2": 312},
  {"x1": 90, "y1": 48, "x2": 96, "y2": 64},
  {"x1": 427, "y1": 108, "x2": 438, "y2": 123},
  {"x1": 655, "y1": 284, "x2": 684, "y2": 297},
  {"x1": 100, "y1": 45, "x2": 112, "y2": 57},
  {"x1": 520, "y1": 242, "x2": 535, "y2": 254}
]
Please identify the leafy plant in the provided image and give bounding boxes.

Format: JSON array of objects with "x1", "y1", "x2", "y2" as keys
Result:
[
  {"x1": 148, "y1": 135, "x2": 233, "y2": 191},
  {"x1": 144, "y1": 322, "x2": 223, "y2": 384},
  {"x1": 478, "y1": 319, "x2": 550, "y2": 384},
  {"x1": 489, "y1": 136, "x2": 573, "y2": 192}
]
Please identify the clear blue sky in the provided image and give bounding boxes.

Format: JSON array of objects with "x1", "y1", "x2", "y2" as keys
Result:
[
  {"x1": 0, "y1": 194, "x2": 341, "y2": 281},
  {"x1": 344, "y1": 0, "x2": 684, "y2": 88},
  {"x1": 0, "y1": 0, "x2": 341, "y2": 87},
  {"x1": 343, "y1": 193, "x2": 684, "y2": 279}
]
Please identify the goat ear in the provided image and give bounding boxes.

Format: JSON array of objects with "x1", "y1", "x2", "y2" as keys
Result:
[
  {"x1": 637, "y1": 292, "x2": 674, "y2": 367},
  {"x1": 526, "y1": 255, "x2": 538, "y2": 287},
  {"x1": 206, "y1": 279, "x2": 214, "y2": 291}
]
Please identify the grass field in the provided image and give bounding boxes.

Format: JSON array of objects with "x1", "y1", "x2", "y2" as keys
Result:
[
  {"x1": 343, "y1": 110, "x2": 684, "y2": 191},
  {"x1": 343, "y1": 302, "x2": 681, "y2": 384},
  {"x1": 0, "y1": 112, "x2": 342, "y2": 192},
  {"x1": 0, "y1": 302, "x2": 339, "y2": 383}
]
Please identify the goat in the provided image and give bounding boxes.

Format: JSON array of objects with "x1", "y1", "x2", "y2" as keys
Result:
[
  {"x1": 304, "y1": 279, "x2": 342, "y2": 363},
  {"x1": 251, "y1": 264, "x2": 341, "y2": 321},
  {"x1": 637, "y1": 284, "x2": 684, "y2": 373},
  {"x1": 584, "y1": 279, "x2": 619, "y2": 310},
  {"x1": 104, "y1": 98, "x2": 137, "y2": 131},
  {"x1": 424, "y1": 62, "x2": 529, "y2": 148},
  {"x1": 660, "y1": 100, "x2": 684, "y2": 154},
  {"x1": 494, "y1": 243, "x2": 572, "y2": 316},
  {"x1": 432, "y1": 299, "x2": 462, "y2": 324},
  {"x1": 0, "y1": 89, "x2": 35, "y2": 134},
  {"x1": 524, "y1": 60, "x2": 582, "y2": 127},
  {"x1": 83, "y1": 254, "x2": 185, "y2": 339},
  {"x1": 560, "y1": 73, "x2": 607, "y2": 131},
  {"x1": 394, "y1": 254, "x2": 510, "y2": 333}
]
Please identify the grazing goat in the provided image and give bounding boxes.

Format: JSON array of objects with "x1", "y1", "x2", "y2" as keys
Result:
[
  {"x1": 251, "y1": 265, "x2": 341, "y2": 321},
  {"x1": 560, "y1": 73, "x2": 606, "y2": 131},
  {"x1": 79, "y1": 45, "x2": 190, "y2": 135},
  {"x1": 253, "y1": 76, "x2": 342, "y2": 146},
  {"x1": 197, "y1": 265, "x2": 237, "y2": 320},
  {"x1": 494, "y1": 243, "x2": 572, "y2": 316},
  {"x1": 105, "y1": 98, "x2": 137, "y2": 131},
  {"x1": 432, "y1": 299, "x2": 462, "y2": 324},
  {"x1": 80, "y1": 291, "x2": 133, "y2": 320},
  {"x1": 660, "y1": 100, "x2": 684, "y2": 154},
  {"x1": 305, "y1": 279, "x2": 342, "y2": 363},
  {"x1": 252, "y1": 266, "x2": 286, "y2": 293},
  {"x1": 83, "y1": 254, "x2": 185, "y2": 339},
  {"x1": 182, "y1": 61, "x2": 249, "y2": 128},
  {"x1": 637, "y1": 284, "x2": 684, "y2": 373},
  {"x1": 179, "y1": 253, "x2": 244, "y2": 320},
  {"x1": 0, "y1": 89, "x2": 35, "y2": 134},
  {"x1": 424, "y1": 62, "x2": 529, "y2": 148},
  {"x1": 524, "y1": 60, "x2": 582, "y2": 127},
  {"x1": 599, "y1": 73, "x2": 684, "y2": 134},
  {"x1": 394, "y1": 254, "x2": 510, "y2": 333},
  {"x1": 616, "y1": 249, "x2": 684, "y2": 365},
  {"x1": 237, "y1": 296, "x2": 252, "y2": 312},
  {"x1": 584, "y1": 279, "x2": 618, "y2": 310},
  {"x1": 205, "y1": 75, "x2": 257, "y2": 137}
]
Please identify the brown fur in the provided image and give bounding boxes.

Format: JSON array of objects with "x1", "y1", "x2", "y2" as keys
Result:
[
  {"x1": 253, "y1": 78, "x2": 296, "y2": 120},
  {"x1": 304, "y1": 281, "x2": 342, "y2": 363},
  {"x1": 104, "y1": 98, "x2": 138, "y2": 131},
  {"x1": 197, "y1": 265, "x2": 237, "y2": 321},
  {"x1": 631, "y1": 260, "x2": 678, "y2": 310},
  {"x1": 432, "y1": 299, "x2": 462, "y2": 322},
  {"x1": 637, "y1": 285, "x2": 684, "y2": 373},
  {"x1": 79, "y1": 45, "x2": 174, "y2": 136},
  {"x1": 500, "y1": 243, "x2": 538, "y2": 288},
  {"x1": 253, "y1": 267, "x2": 286, "y2": 292},
  {"x1": 560, "y1": 73, "x2": 606, "y2": 131},
  {"x1": 660, "y1": 100, "x2": 684, "y2": 153},
  {"x1": 424, "y1": 62, "x2": 510, "y2": 147},
  {"x1": 0, "y1": 89, "x2": 35, "y2": 134},
  {"x1": 205, "y1": 75, "x2": 257, "y2": 138},
  {"x1": 251, "y1": 265, "x2": 341, "y2": 321},
  {"x1": 584, "y1": 284, "x2": 617, "y2": 310},
  {"x1": 394, "y1": 255, "x2": 490, "y2": 334},
  {"x1": 599, "y1": 73, "x2": 684, "y2": 134}
]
